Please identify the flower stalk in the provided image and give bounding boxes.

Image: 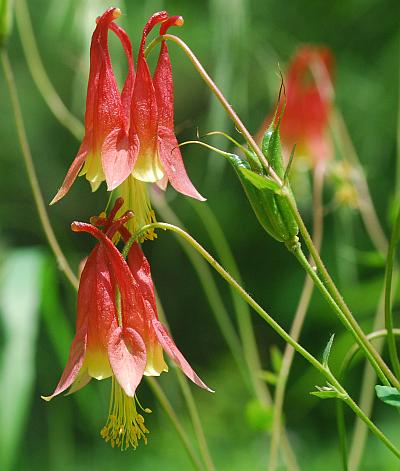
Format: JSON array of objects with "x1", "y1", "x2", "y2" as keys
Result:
[
  {"x1": 0, "y1": 49, "x2": 79, "y2": 289},
  {"x1": 123, "y1": 221, "x2": 400, "y2": 459}
]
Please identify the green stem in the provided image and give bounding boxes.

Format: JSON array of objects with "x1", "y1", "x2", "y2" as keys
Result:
[
  {"x1": 336, "y1": 399, "x2": 349, "y2": 471},
  {"x1": 15, "y1": 0, "x2": 84, "y2": 141},
  {"x1": 340, "y1": 329, "x2": 400, "y2": 380},
  {"x1": 155, "y1": 291, "x2": 216, "y2": 471},
  {"x1": 287, "y1": 194, "x2": 399, "y2": 388},
  {"x1": 292, "y1": 244, "x2": 389, "y2": 386},
  {"x1": 268, "y1": 164, "x2": 325, "y2": 471},
  {"x1": 329, "y1": 108, "x2": 388, "y2": 255},
  {"x1": 384, "y1": 206, "x2": 400, "y2": 378},
  {"x1": 145, "y1": 34, "x2": 281, "y2": 183},
  {"x1": 338, "y1": 328, "x2": 400, "y2": 470},
  {"x1": 147, "y1": 31, "x2": 396, "y2": 389},
  {"x1": 146, "y1": 377, "x2": 205, "y2": 471},
  {"x1": 175, "y1": 372, "x2": 216, "y2": 471},
  {"x1": 151, "y1": 194, "x2": 249, "y2": 390},
  {"x1": 189, "y1": 201, "x2": 300, "y2": 471},
  {"x1": 123, "y1": 221, "x2": 400, "y2": 459},
  {"x1": 188, "y1": 201, "x2": 269, "y2": 404},
  {"x1": 1, "y1": 50, "x2": 79, "y2": 290}
]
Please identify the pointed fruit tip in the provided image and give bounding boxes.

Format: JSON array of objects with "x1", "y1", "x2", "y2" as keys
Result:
[{"x1": 112, "y1": 8, "x2": 122, "y2": 19}]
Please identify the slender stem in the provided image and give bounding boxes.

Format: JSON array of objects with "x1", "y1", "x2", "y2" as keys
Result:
[
  {"x1": 123, "y1": 221, "x2": 400, "y2": 459},
  {"x1": 384, "y1": 206, "x2": 400, "y2": 378},
  {"x1": 190, "y1": 201, "x2": 300, "y2": 471},
  {"x1": 329, "y1": 109, "x2": 388, "y2": 255},
  {"x1": 145, "y1": 34, "x2": 281, "y2": 183},
  {"x1": 146, "y1": 377, "x2": 205, "y2": 471},
  {"x1": 293, "y1": 245, "x2": 389, "y2": 386},
  {"x1": 340, "y1": 328, "x2": 400, "y2": 471},
  {"x1": 336, "y1": 399, "x2": 349, "y2": 471},
  {"x1": 155, "y1": 291, "x2": 216, "y2": 471},
  {"x1": 175, "y1": 372, "x2": 216, "y2": 471},
  {"x1": 1, "y1": 50, "x2": 79, "y2": 290},
  {"x1": 148, "y1": 31, "x2": 397, "y2": 389},
  {"x1": 268, "y1": 164, "x2": 325, "y2": 471},
  {"x1": 15, "y1": 0, "x2": 84, "y2": 141},
  {"x1": 151, "y1": 194, "x2": 249, "y2": 389},
  {"x1": 340, "y1": 329, "x2": 400, "y2": 380},
  {"x1": 123, "y1": 222, "x2": 324, "y2": 369},
  {"x1": 188, "y1": 201, "x2": 269, "y2": 404},
  {"x1": 287, "y1": 194, "x2": 399, "y2": 388},
  {"x1": 397, "y1": 52, "x2": 400, "y2": 196}
]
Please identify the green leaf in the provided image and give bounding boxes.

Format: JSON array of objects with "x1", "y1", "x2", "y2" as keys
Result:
[
  {"x1": 375, "y1": 385, "x2": 400, "y2": 407},
  {"x1": 311, "y1": 384, "x2": 347, "y2": 400},
  {"x1": 322, "y1": 333, "x2": 335, "y2": 368},
  {"x1": 0, "y1": 248, "x2": 44, "y2": 471},
  {"x1": 238, "y1": 167, "x2": 280, "y2": 192},
  {"x1": 311, "y1": 390, "x2": 342, "y2": 399}
]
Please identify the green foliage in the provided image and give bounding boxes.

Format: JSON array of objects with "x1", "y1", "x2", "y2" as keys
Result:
[
  {"x1": 0, "y1": 248, "x2": 44, "y2": 471},
  {"x1": 311, "y1": 384, "x2": 346, "y2": 400},
  {"x1": 375, "y1": 386, "x2": 400, "y2": 408},
  {"x1": 322, "y1": 334, "x2": 335, "y2": 368}
]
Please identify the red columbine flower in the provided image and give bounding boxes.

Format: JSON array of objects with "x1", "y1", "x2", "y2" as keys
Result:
[
  {"x1": 51, "y1": 8, "x2": 137, "y2": 204},
  {"x1": 258, "y1": 46, "x2": 334, "y2": 168},
  {"x1": 129, "y1": 13, "x2": 204, "y2": 200},
  {"x1": 42, "y1": 199, "x2": 211, "y2": 450}
]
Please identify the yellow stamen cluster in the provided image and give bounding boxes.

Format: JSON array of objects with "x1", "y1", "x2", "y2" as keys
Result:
[
  {"x1": 118, "y1": 175, "x2": 157, "y2": 241},
  {"x1": 100, "y1": 376, "x2": 151, "y2": 450}
]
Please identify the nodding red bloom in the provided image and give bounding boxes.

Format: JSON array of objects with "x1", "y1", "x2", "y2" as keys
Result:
[
  {"x1": 258, "y1": 46, "x2": 334, "y2": 167},
  {"x1": 52, "y1": 9, "x2": 204, "y2": 206},
  {"x1": 129, "y1": 13, "x2": 204, "y2": 200},
  {"x1": 51, "y1": 8, "x2": 137, "y2": 204},
  {"x1": 42, "y1": 199, "x2": 212, "y2": 450}
]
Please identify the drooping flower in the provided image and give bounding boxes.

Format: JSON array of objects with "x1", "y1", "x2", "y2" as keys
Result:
[
  {"x1": 51, "y1": 8, "x2": 137, "y2": 204},
  {"x1": 117, "y1": 12, "x2": 205, "y2": 238},
  {"x1": 258, "y1": 46, "x2": 334, "y2": 168},
  {"x1": 42, "y1": 199, "x2": 211, "y2": 450},
  {"x1": 128, "y1": 13, "x2": 205, "y2": 200}
]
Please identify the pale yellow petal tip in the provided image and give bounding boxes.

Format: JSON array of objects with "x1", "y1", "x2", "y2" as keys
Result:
[{"x1": 41, "y1": 394, "x2": 52, "y2": 402}]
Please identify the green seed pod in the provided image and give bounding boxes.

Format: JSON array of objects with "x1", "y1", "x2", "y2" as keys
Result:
[
  {"x1": 261, "y1": 121, "x2": 299, "y2": 240},
  {"x1": 225, "y1": 153, "x2": 292, "y2": 242}
]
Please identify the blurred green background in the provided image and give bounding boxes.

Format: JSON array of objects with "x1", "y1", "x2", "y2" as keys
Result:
[{"x1": 1, "y1": 0, "x2": 400, "y2": 469}]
